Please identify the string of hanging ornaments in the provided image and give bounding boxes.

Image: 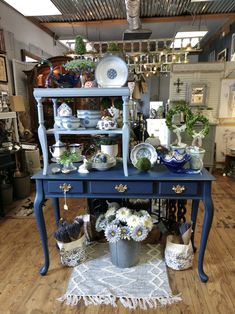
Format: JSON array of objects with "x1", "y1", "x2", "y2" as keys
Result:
[{"x1": 64, "y1": 36, "x2": 202, "y2": 76}]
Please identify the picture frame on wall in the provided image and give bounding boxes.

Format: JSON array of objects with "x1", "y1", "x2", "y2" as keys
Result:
[
  {"x1": 188, "y1": 84, "x2": 207, "y2": 107},
  {"x1": 217, "y1": 48, "x2": 227, "y2": 62},
  {"x1": 0, "y1": 55, "x2": 8, "y2": 83},
  {"x1": 0, "y1": 29, "x2": 6, "y2": 54}
]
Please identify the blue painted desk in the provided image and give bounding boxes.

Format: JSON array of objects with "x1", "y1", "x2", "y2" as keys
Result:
[{"x1": 32, "y1": 163, "x2": 215, "y2": 282}]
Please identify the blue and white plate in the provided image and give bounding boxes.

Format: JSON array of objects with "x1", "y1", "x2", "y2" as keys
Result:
[
  {"x1": 130, "y1": 143, "x2": 158, "y2": 167},
  {"x1": 95, "y1": 55, "x2": 128, "y2": 88}
]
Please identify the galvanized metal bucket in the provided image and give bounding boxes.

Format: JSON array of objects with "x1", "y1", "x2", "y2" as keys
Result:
[{"x1": 109, "y1": 239, "x2": 140, "y2": 268}]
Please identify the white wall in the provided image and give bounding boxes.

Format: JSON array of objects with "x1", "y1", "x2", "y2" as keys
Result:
[
  {"x1": 0, "y1": 1, "x2": 66, "y2": 93},
  {"x1": 0, "y1": 1, "x2": 66, "y2": 59},
  {"x1": 169, "y1": 62, "x2": 235, "y2": 166}
]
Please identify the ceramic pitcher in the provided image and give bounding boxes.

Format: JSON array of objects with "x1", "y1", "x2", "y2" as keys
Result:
[{"x1": 49, "y1": 140, "x2": 67, "y2": 158}]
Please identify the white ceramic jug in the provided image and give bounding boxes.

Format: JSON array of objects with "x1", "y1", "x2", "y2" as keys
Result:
[{"x1": 49, "y1": 140, "x2": 67, "y2": 159}]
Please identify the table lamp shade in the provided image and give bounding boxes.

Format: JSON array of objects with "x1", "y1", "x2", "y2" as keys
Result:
[{"x1": 9, "y1": 95, "x2": 26, "y2": 112}]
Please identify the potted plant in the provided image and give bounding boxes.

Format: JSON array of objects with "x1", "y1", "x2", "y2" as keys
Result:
[
  {"x1": 106, "y1": 42, "x2": 124, "y2": 58},
  {"x1": 99, "y1": 137, "x2": 118, "y2": 157},
  {"x1": 95, "y1": 207, "x2": 153, "y2": 268},
  {"x1": 74, "y1": 35, "x2": 86, "y2": 55},
  {"x1": 58, "y1": 151, "x2": 79, "y2": 173},
  {"x1": 165, "y1": 100, "x2": 193, "y2": 153},
  {"x1": 64, "y1": 59, "x2": 96, "y2": 87},
  {"x1": 186, "y1": 114, "x2": 210, "y2": 171}
]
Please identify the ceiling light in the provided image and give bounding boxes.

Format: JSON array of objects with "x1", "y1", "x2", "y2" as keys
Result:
[
  {"x1": 171, "y1": 26, "x2": 208, "y2": 49},
  {"x1": 175, "y1": 30, "x2": 208, "y2": 39},
  {"x1": 4, "y1": 0, "x2": 62, "y2": 16}
]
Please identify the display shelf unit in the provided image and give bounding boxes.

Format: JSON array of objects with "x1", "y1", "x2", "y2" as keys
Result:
[{"x1": 33, "y1": 87, "x2": 130, "y2": 176}]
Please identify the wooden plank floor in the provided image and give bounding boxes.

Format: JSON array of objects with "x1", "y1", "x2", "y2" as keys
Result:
[{"x1": 0, "y1": 171, "x2": 234, "y2": 314}]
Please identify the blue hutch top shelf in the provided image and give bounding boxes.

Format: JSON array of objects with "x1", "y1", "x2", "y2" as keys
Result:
[{"x1": 33, "y1": 87, "x2": 130, "y2": 176}]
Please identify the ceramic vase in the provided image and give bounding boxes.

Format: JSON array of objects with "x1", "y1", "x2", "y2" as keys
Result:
[{"x1": 109, "y1": 239, "x2": 140, "y2": 268}]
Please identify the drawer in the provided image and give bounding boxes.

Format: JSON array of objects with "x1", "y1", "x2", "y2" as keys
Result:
[
  {"x1": 44, "y1": 181, "x2": 83, "y2": 194},
  {"x1": 159, "y1": 182, "x2": 198, "y2": 196},
  {"x1": 89, "y1": 181, "x2": 153, "y2": 195}
]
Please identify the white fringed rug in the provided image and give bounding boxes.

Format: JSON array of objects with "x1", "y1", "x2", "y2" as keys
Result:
[{"x1": 58, "y1": 242, "x2": 182, "y2": 310}]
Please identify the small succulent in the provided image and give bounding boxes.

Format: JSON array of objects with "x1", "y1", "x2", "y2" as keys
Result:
[{"x1": 58, "y1": 151, "x2": 79, "y2": 165}]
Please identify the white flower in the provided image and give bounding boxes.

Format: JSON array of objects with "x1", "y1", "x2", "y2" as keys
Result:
[
  {"x1": 140, "y1": 216, "x2": 153, "y2": 231},
  {"x1": 116, "y1": 207, "x2": 131, "y2": 222},
  {"x1": 105, "y1": 207, "x2": 116, "y2": 219},
  {"x1": 127, "y1": 214, "x2": 141, "y2": 227}
]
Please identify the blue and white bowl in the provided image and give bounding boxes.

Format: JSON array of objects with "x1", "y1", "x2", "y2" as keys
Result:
[
  {"x1": 61, "y1": 116, "x2": 81, "y2": 130},
  {"x1": 77, "y1": 110, "x2": 100, "y2": 117},
  {"x1": 80, "y1": 116, "x2": 100, "y2": 128},
  {"x1": 77, "y1": 110, "x2": 101, "y2": 128},
  {"x1": 160, "y1": 153, "x2": 190, "y2": 173}
]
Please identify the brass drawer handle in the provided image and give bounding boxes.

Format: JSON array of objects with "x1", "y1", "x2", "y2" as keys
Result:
[
  {"x1": 59, "y1": 183, "x2": 72, "y2": 193},
  {"x1": 115, "y1": 184, "x2": 128, "y2": 193},
  {"x1": 172, "y1": 185, "x2": 185, "y2": 194}
]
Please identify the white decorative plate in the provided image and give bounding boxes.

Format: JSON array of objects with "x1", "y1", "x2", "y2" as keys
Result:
[
  {"x1": 130, "y1": 143, "x2": 158, "y2": 166},
  {"x1": 95, "y1": 55, "x2": 128, "y2": 88}
]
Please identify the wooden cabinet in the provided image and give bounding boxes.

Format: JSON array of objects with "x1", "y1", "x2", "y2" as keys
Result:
[
  {"x1": 24, "y1": 56, "x2": 73, "y2": 134},
  {"x1": 170, "y1": 124, "x2": 216, "y2": 172}
]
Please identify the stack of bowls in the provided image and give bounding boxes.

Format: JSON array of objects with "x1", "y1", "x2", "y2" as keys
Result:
[{"x1": 77, "y1": 110, "x2": 101, "y2": 128}]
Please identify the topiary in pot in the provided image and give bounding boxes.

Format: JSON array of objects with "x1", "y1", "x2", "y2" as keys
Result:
[
  {"x1": 165, "y1": 100, "x2": 193, "y2": 149},
  {"x1": 135, "y1": 157, "x2": 152, "y2": 172},
  {"x1": 74, "y1": 35, "x2": 86, "y2": 55}
]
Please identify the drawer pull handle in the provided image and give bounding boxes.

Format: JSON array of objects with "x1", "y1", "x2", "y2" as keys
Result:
[
  {"x1": 172, "y1": 185, "x2": 185, "y2": 194},
  {"x1": 59, "y1": 183, "x2": 72, "y2": 193},
  {"x1": 115, "y1": 184, "x2": 128, "y2": 193},
  {"x1": 59, "y1": 183, "x2": 72, "y2": 211}
]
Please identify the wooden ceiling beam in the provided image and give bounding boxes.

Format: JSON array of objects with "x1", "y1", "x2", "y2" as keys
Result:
[{"x1": 40, "y1": 13, "x2": 235, "y2": 28}]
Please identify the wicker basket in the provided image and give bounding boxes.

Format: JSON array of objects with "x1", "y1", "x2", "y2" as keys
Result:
[
  {"x1": 164, "y1": 235, "x2": 194, "y2": 270},
  {"x1": 57, "y1": 234, "x2": 86, "y2": 267}
]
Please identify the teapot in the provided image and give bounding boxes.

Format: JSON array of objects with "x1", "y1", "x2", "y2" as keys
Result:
[{"x1": 49, "y1": 140, "x2": 67, "y2": 159}]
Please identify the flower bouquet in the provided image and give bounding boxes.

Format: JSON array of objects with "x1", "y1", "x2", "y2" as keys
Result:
[
  {"x1": 96, "y1": 207, "x2": 153, "y2": 243},
  {"x1": 96, "y1": 207, "x2": 153, "y2": 268}
]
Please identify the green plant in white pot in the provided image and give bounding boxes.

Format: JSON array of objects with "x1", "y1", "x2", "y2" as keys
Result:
[
  {"x1": 58, "y1": 151, "x2": 79, "y2": 173},
  {"x1": 100, "y1": 137, "x2": 118, "y2": 157},
  {"x1": 186, "y1": 114, "x2": 210, "y2": 171}
]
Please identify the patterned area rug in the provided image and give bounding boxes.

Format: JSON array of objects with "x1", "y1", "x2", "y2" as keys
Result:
[{"x1": 59, "y1": 242, "x2": 182, "y2": 310}]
